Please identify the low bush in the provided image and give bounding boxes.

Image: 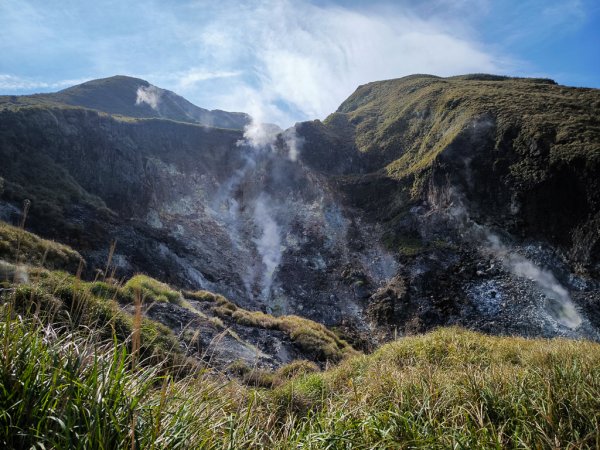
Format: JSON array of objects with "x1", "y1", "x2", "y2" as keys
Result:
[{"x1": 225, "y1": 309, "x2": 356, "y2": 363}]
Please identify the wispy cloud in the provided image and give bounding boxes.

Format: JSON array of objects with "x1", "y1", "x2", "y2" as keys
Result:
[
  {"x1": 192, "y1": 0, "x2": 505, "y2": 125},
  {"x1": 175, "y1": 68, "x2": 242, "y2": 89},
  {"x1": 18, "y1": 0, "x2": 599, "y2": 125},
  {"x1": 0, "y1": 0, "x2": 509, "y2": 125},
  {"x1": 0, "y1": 74, "x2": 88, "y2": 91}
]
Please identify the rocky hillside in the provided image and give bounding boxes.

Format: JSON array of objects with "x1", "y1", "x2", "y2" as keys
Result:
[
  {"x1": 297, "y1": 74, "x2": 600, "y2": 340},
  {"x1": 0, "y1": 221, "x2": 355, "y2": 371},
  {"x1": 300, "y1": 74, "x2": 600, "y2": 267},
  {"x1": 1, "y1": 74, "x2": 599, "y2": 358}
]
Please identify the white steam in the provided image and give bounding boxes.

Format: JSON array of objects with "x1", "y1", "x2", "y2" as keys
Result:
[
  {"x1": 136, "y1": 85, "x2": 161, "y2": 110},
  {"x1": 253, "y1": 195, "x2": 282, "y2": 300},
  {"x1": 0, "y1": 260, "x2": 28, "y2": 284},
  {"x1": 485, "y1": 233, "x2": 582, "y2": 329},
  {"x1": 283, "y1": 126, "x2": 304, "y2": 162},
  {"x1": 438, "y1": 186, "x2": 583, "y2": 330},
  {"x1": 232, "y1": 109, "x2": 304, "y2": 301},
  {"x1": 228, "y1": 107, "x2": 288, "y2": 301},
  {"x1": 240, "y1": 119, "x2": 280, "y2": 149}
]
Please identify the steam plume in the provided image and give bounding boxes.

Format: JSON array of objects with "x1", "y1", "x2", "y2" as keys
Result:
[
  {"x1": 283, "y1": 126, "x2": 304, "y2": 162},
  {"x1": 136, "y1": 85, "x2": 161, "y2": 110},
  {"x1": 439, "y1": 186, "x2": 583, "y2": 329},
  {"x1": 253, "y1": 195, "x2": 282, "y2": 300},
  {"x1": 485, "y1": 233, "x2": 582, "y2": 328}
]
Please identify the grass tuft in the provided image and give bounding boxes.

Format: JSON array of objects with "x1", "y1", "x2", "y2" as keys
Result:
[{"x1": 124, "y1": 274, "x2": 183, "y2": 305}]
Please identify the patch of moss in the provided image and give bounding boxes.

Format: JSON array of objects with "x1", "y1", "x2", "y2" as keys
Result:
[
  {"x1": 383, "y1": 231, "x2": 425, "y2": 256},
  {"x1": 183, "y1": 289, "x2": 217, "y2": 302}
]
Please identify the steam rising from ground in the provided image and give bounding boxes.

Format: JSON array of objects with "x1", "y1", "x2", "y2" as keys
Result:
[
  {"x1": 238, "y1": 118, "x2": 289, "y2": 301},
  {"x1": 136, "y1": 85, "x2": 161, "y2": 110},
  {"x1": 485, "y1": 233, "x2": 582, "y2": 328},
  {"x1": 239, "y1": 119, "x2": 280, "y2": 149},
  {"x1": 0, "y1": 260, "x2": 29, "y2": 284},
  {"x1": 283, "y1": 126, "x2": 303, "y2": 162},
  {"x1": 253, "y1": 195, "x2": 282, "y2": 300},
  {"x1": 206, "y1": 104, "x2": 395, "y2": 311},
  {"x1": 441, "y1": 188, "x2": 583, "y2": 329}
]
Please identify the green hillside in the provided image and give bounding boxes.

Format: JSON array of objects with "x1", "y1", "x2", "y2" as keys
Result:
[{"x1": 334, "y1": 74, "x2": 599, "y2": 176}]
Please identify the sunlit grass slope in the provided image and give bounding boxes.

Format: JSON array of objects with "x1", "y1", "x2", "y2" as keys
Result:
[{"x1": 1, "y1": 300, "x2": 599, "y2": 448}]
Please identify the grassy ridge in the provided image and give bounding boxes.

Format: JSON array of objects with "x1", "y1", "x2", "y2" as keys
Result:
[
  {"x1": 327, "y1": 74, "x2": 600, "y2": 195},
  {"x1": 270, "y1": 328, "x2": 600, "y2": 448},
  {"x1": 0, "y1": 220, "x2": 83, "y2": 272},
  {"x1": 186, "y1": 289, "x2": 357, "y2": 363}
]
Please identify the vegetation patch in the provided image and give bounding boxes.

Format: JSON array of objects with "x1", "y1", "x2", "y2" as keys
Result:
[
  {"x1": 186, "y1": 288, "x2": 356, "y2": 363},
  {"x1": 222, "y1": 308, "x2": 356, "y2": 363},
  {"x1": 4, "y1": 270, "x2": 189, "y2": 372},
  {"x1": 2, "y1": 273, "x2": 600, "y2": 448},
  {"x1": 124, "y1": 274, "x2": 183, "y2": 304},
  {"x1": 0, "y1": 221, "x2": 83, "y2": 272}
]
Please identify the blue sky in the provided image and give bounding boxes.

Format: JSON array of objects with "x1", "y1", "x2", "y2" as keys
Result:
[{"x1": 1, "y1": 0, "x2": 598, "y2": 126}]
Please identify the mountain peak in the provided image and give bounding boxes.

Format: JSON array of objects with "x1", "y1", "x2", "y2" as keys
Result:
[
  {"x1": 55, "y1": 76, "x2": 250, "y2": 129},
  {"x1": 5, "y1": 75, "x2": 251, "y2": 130}
]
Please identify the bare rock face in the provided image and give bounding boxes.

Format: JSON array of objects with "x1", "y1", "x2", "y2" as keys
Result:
[
  {"x1": 1, "y1": 73, "x2": 599, "y2": 352},
  {"x1": 0, "y1": 106, "x2": 397, "y2": 349}
]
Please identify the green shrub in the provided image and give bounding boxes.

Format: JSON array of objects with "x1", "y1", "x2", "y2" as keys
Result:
[
  {"x1": 276, "y1": 360, "x2": 320, "y2": 380},
  {"x1": 88, "y1": 280, "x2": 133, "y2": 303}
]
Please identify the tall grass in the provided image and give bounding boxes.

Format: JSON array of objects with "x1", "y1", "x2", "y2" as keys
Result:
[
  {"x1": 2, "y1": 291, "x2": 600, "y2": 450},
  {"x1": 0, "y1": 307, "x2": 180, "y2": 448},
  {"x1": 1, "y1": 261, "x2": 600, "y2": 447}
]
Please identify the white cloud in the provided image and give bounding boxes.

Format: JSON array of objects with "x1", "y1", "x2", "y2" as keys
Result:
[
  {"x1": 0, "y1": 0, "x2": 511, "y2": 126},
  {"x1": 194, "y1": 0, "x2": 504, "y2": 126},
  {"x1": 175, "y1": 68, "x2": 242, "y2": 89}
]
